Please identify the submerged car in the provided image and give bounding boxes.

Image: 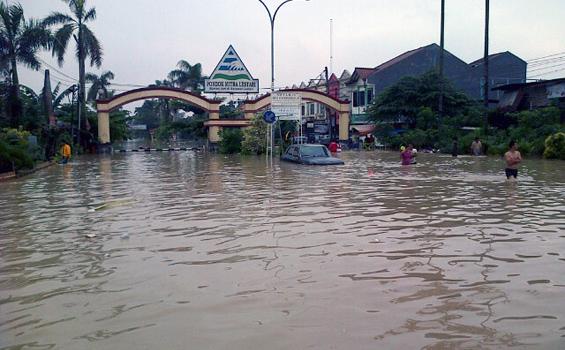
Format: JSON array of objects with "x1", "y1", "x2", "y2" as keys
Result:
[{"x1": 281, "y1": 144, "x2": 344, "y2": 165}]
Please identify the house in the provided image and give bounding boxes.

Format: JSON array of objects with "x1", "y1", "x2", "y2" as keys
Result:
[
  {"x1": 492, "y1": 77, "x2": 565, "y2": 112},
  {"x1": 469, "y1": 51, "x2": 527, "y2": 102}
]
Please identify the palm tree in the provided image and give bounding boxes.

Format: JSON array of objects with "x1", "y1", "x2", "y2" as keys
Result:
[
  {"x1": 0, "y1": 2, "x2": 51, "y2": 127},
  {"x1": 168, "y1": 60, "x2": 203, "y2": 93},
  {"x1": 43, "y1": 0, "x2": 102, "y2": 132},
  {"x1": 85, "y1": 70, "x2": 114, "y2": 101},
  {"x1": 149, "y1": 79, "x2": 173, "y2": 124}
]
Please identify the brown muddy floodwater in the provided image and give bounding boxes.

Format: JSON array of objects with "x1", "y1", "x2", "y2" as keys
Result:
[{"x1": 1, "y1": 150, "x2": 565, "y2": 349}]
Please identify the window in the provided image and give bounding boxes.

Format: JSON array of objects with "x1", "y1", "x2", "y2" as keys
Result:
[
  {"x1": 353, "y1": 90, "x2": 369, "y2": 107},
  {"x1": 301, "y1": 105, "x2": 305, "y2": 116},
  {"x1": 309, "y1": 103, "x2": 315, "y2": 115}
]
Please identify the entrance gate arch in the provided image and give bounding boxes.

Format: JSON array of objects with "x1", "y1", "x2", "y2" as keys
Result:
[
  {"x1": 240, "y1": 89, "x2": 350, "y2": 141},
  {"x1": 96, "y1": 87, "x2": 221, "y2": 144}
]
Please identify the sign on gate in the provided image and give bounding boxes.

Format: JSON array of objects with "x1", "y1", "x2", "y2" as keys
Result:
[
  {"x1": 204, "y1": 45, "x2": 259, "y2": 93},
  {"x1": 271, "y1": 91, "x2": 302, "y2": 120}
]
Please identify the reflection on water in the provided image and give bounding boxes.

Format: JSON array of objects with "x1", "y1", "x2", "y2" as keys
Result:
[{"x1": 1, "y1": 151, "x2": 564, "y2": 349}]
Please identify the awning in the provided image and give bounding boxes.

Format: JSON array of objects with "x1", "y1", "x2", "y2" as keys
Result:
[{"x1": 350, "y1": 124, "x2": 375, "y2": 136}]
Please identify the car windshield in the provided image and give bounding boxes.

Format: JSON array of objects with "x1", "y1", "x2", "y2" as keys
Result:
[{"x1": 300, "y1": 145, "x2": 329, "y2": 157}]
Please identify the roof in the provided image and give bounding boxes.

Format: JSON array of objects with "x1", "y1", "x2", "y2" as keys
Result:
[
  {"x1": 347, "y1": 67, "x2": 375, "y2": 84},
  {"x1": 469, "y1": 51, "x2": 527, "y2": 66},
  {"x1": 492, "y1": 77, "x2": 565, "y2": 91},
  {"x1": 374, "y1": 44, "x2": 437, "y2": 72}
]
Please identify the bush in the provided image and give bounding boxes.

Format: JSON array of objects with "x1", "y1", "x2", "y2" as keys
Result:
[
  {"x1": 241, "y1": 114, "x2": 268, "y2": 155},
  {"x1": 543, "y1": 132, "x2": 565, "y2": 160},
  {"x1": 218, "y1": 128, "x2": 243, "y2": 154},
  {"x1": 0, "y1": 128, "x2": 35, "y2": 170}
]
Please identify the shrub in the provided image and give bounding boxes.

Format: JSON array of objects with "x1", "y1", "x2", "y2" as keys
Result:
[
  {"x1": 218, "y1": 128, "x2": 243, "y2": 154},
  {"x1": 543, "y1": 132, "x2": 565, "y2": 160},
  {"x1": 241, "y1": 114, "x2": 268, "y2": 155},
  {"x1": 0, "y1": 128, "x2": 35, "y2": 170}
]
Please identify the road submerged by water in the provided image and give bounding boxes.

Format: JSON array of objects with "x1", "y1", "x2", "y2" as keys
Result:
[{"x1": 1, "y1": 151, "x2": 564, "y2": 349}]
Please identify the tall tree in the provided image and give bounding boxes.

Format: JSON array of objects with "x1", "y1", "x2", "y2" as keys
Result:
[
  {"x1": 149, "y1": 79, "x2": 172, "y2": 123},
  {"x1": 168, "y1": 60, "x2": 203, "y2": 92},
  {"x1": 44, "y1": 0, "x2": 102, "y2": 133},
  {"x1": 85, "y1": 70, "x2": 114, "y2": 101},
  {"x1": 0, "y1": 2, "x2": 51, "y2": 127}
]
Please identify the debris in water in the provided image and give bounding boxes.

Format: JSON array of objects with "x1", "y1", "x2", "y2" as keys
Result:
[{"x1": 85, "y1": 233, "x2": 97, "y2": 239}]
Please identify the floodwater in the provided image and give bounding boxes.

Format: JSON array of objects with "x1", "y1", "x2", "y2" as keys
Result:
[{"x1": 1, "y1": 150, "x2": 564, "y2": 349}]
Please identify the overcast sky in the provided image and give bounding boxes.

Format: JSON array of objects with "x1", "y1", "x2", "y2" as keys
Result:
[{"x1": 16, "y1": 0, "x2": 565, "y2": 103}]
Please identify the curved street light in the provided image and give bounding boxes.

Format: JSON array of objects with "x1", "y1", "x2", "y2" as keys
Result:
[{"x1": 257, "y1": 0, "x2": 309, "y2": 92}]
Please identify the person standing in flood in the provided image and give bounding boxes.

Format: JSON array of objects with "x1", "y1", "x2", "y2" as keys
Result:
[
  {"x1": 470, "y1": 137, "x2": 482, "y2": 156},
  {"x1": 401, "y1": 144, "x2": 414, "y2": 165},
  {"x1": 451, "y1": 138, "x2": 458, "y2": 157},
  {"x1": 504, "y1": 140, "x2": 522, "y2": 180},
  {"x1": 60, "y1": 142, "x2": 71, "y2": 164}
]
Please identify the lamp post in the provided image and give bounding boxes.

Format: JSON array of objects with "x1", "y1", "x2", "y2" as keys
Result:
[{"x1": 257, "y1": 0, "x2": 309, "y2": 156}]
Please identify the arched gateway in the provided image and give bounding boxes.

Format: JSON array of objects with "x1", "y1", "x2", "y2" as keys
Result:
[
  {"x1": 96, "y1": 87, "x2": 350, "y2": 145},
  {"x1": 96, "y1": 87, "x2": 221, "y2": 144},
  {"x1": 241, "y1": 89, "x2": 350, "y2": 142}
]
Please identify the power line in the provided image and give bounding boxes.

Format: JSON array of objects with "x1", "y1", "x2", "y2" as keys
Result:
[
  {"x1": 37, "y1": 58, "x2": 78, "y2": 82},
  {"x1": 528, "y1": 56, "x2": 565, "y2": 67},
  {"x1": 527, "y1": 51, "x2": 565, "y2": 62},
  {"x1": 529, "y1": 67, "x2": 565, "y2": 77},
  {"x1": 528, "y1": 62, "x2": 565, "y2": 73}
]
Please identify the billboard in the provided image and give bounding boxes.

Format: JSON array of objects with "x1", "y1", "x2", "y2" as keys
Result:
[
  {"x1": 271, "y1": 91, "x2": 302, "y2": 120},
  {"x1": 204, "y1": 45, "x2": 259, "y2": 93}
]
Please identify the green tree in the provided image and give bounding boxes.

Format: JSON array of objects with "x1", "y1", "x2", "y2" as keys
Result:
[
  {"x1": 168, "y1": 60, "x2": 203, "y2": 93},
  {"x1": 368, "y1": 71, "x2": 476, "y2": 127},
  {"x1": 85, "y1": 70, "x2": 114, "y2": 101},
  {"x1": 44, "y1": 0, "x2": 103, "y2": 133},
  {"x1": 241, "y1": 114, "x2": 267, "y2": 155},
  {"x1": 0, "y1": 2, "x2": 51, "y2": 127},
  {"x1": 218, "y1": 128, "x2": 242, "y2": 154}
]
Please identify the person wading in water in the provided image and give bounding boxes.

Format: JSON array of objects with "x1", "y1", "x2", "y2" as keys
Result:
[{"x1": 504, "y1": 140, "x2": 522, "y2": 180}]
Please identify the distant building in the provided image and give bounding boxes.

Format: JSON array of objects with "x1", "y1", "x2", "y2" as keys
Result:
[
  {"x1": 469, "y1": 51, "x2": 527, "y2": 101},
  {"x1": 367, "y1": 43, "x2": 526, "y2": 101},
  {"x1": 492, "y1": 77, "x2": 565, "y2": 112},
  {"x1": 293, "y1": 43, "x2": 527, "y2": 141}
]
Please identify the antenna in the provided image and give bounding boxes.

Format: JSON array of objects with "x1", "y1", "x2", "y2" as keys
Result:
[{"x1": 330, "y1": 19, "x2": 334, "y2": 75}]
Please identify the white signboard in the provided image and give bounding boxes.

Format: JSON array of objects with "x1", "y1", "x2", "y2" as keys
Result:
[
  {"x1": 204, "y1": 45, "x2": 259, "y2": 93},
  {"x1": 271, "y1": 91, "x2": 302, "y2": 120}
]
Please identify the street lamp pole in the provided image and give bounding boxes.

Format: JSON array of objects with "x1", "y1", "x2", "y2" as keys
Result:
[
  {"x1": 257, "y1": 0, "x2": 296, "y2": 93},
  {"x1": 257, "y1": 0, "x2": 307, "y2": 157}
]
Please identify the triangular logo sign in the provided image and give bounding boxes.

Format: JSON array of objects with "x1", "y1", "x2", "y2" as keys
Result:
[{"x1": 204, "y1": 45, "x2": 259, "y2": 93}]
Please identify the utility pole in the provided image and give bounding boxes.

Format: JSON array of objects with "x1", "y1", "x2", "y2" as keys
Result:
[
  {"x1": 483, "y1": 0, "x2": 490, "y2": 133},
  {"x1": 438, "y1": 0, "x2": 445, "y2": 121},
  {"x1": 43, "y1": 70, "x2": 55, "y2": 126}
]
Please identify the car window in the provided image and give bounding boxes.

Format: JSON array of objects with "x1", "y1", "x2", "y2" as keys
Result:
[
  {"x1": 291, "y1": 147, "x2": 299, "y2": 157},
  {"x1": 300, "y1": 145, "x2": 329, "y2": 157}
]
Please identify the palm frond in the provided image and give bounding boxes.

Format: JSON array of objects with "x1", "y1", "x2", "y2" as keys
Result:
[
  {"x1": 83, "y1": 7, "x2": 96, "y2": 22},
  {"x1": 176, "y1": 60, "x2": 191, "y2": 71},
  {"x1": 101, "y1": 70, "x2": 114, "y2": 81},
  {"x1": 81, "y1": 25, "x2": 102, "y2": 67},
  {"x1": 54, "y1": 84, "x2": 75, "y2": 108},
  {"x1": 51, "y1": 23, "x2": 74, "y2": 66},
  {"x1": 43, "y1": 12, "x2": 75, "y2": 27},
  {"x1": 85, "y1": 72, "x2": 98, "y2": 83}
]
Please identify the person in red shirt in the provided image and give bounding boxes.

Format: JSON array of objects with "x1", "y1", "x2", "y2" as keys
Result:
[{"x1": 328, "y1": 140, "x2": 338, "y2": 153}]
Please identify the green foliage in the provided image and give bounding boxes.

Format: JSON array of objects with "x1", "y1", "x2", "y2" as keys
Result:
[
  {"x1": 218, "y1": 128, "x2": 242, "y2": 154},
  {"x1": 154, "y1": 116, "x2": 207, "y2": 141},
  {"x1": 0, "y1": 2, "x2": 51, "y2": 127},
  {"x1": 241, "y1": 114, "x2": 268, "y2": 155},
  {"x1": 0, "y1": 128, "x2": 35, "y2": 170},
  {"x1": 369, "y1": 70, "x2": 478, "y2": 127},
  {"x1": 220, "y1": 101, "x2": 243, "y2": 119},
  {"x1": 109, "y1": 109, "x2": 131, "y2": 142},
  {"x1": 544, "y1": 132, "x2": 565, "y2": 160}
]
